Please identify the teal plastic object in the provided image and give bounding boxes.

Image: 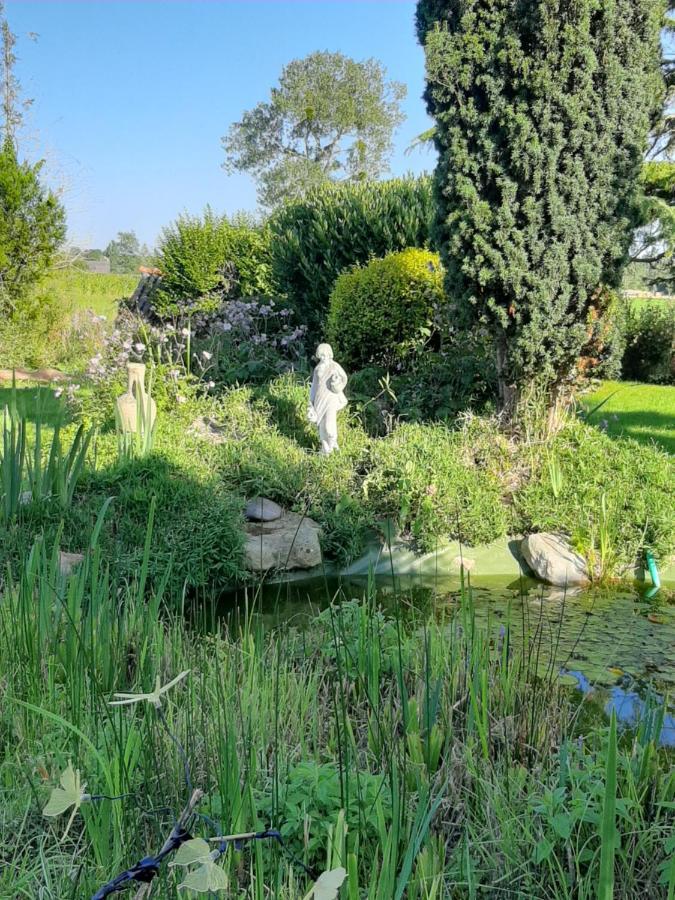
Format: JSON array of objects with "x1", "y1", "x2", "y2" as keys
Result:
[{"x1": 645, "y1": 550, "x2": 661, "y2": 590}]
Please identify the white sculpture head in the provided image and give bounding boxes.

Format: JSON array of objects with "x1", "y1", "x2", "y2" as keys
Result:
[{"x1": 315, "y1": 343, "x2": 334, "y2": 363}]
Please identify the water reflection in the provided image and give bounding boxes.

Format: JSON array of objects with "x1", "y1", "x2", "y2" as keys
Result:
[
  {"x1": 564, "y1": 669, "x2": 675, "y2": 748},
  {"x1": 216, "y1": 572, "x2": 675, "y2": 746}
]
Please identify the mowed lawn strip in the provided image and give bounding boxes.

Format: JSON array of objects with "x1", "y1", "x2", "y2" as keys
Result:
[{"x1": 583, "y1": 380, "x2": 675, "y2": 454}]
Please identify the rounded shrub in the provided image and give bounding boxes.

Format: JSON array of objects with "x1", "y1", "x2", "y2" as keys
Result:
[
  {"x1": 270, "y1": 176, "x2": 434, "y2": 340},
  {"x1": 327, "y1": 248, "x2": 444, "y2": 370}
]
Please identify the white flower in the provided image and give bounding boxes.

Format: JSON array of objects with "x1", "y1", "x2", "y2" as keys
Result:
[
  {"x1": 54, "y1": 388, "x2": 63, "y2": 398},
  {"x1": 133, "y1": 342, "x2": 146, "y2": 354},
  {"x1": 221, "y1": 322, "x2": 232, "y2": 333},
  {"x1": 201, "y1": 350, "x2": 212, "y2": 360},
  {"x1": 207, "y1": 380, "x2": 215, "y2": 389},
  {"x1": 181, "y1": 327, "x2": 191, "y2": 337},
  {"x1": 176, "y1": 394, "x2": 186, "y2": 404}
]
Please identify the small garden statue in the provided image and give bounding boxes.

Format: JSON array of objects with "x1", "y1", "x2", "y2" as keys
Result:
[
  {"x1": 308, "y1": 343, "x2": 348, "y2": 455},
  {"x1": 115, "y1": 362, "x2": 156, "y2": 434}
]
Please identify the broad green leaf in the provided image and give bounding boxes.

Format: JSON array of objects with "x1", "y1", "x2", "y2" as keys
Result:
[
  {"x1": 170, "y1": 838, "x2": 213, "y2": 868},
  {"x1": 304, "y1": 867, "x2": 347, "y2": 900},
  {"x1": 178, "y1": 860, "x2": 228, "y2": 893},
  {"x1": 43, "y1": 761, "x2": 89, "y2": 839}
]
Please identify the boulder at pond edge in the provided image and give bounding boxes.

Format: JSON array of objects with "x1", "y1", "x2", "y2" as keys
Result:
[{"x1": 521, "y1": 532, "x2": 590, "y2": 587}]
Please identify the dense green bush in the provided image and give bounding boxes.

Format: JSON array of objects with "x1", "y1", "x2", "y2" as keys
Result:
[
  {"x1": 327, "y1": 248, "x2": 444, "y2": 370},
  {"x1": 0, "y1": 288, "x2": 70, "y2": 368},
  {"x1": 0, "y1": 140, "x2": 66, "y2": 317},
  {"x1": 270, "y1": 176, "x2": 434, "y2": 338},
  {"x1": 621, "y1": 302, "x2": 674, "y2": 384},
  {"x1": 153, "y1": 209, "x2": 274, "y2": 316}
]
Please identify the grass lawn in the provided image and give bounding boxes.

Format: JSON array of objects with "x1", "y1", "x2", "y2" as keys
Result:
[
  {"x1": 0, "y1": 385, "x2": 70, "y2": 426},
  {"x1": 582, "y1": 380, "x2": 675, "y2": 454},
  {"x1": 41, "y1": 269, "x2": 138, "y2": 318}
]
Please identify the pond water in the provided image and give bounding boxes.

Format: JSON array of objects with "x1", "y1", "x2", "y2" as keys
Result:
[{"x1": 216, "y1": 573, "x2": 675, "y2": 747}]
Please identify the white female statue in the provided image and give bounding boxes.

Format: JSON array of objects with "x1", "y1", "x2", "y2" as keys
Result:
[{"x1": 308, "y1": 343, "x2": 348, "y2": 455}]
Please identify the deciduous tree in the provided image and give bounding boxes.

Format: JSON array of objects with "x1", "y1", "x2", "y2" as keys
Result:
[{"x1": 222, "y1": 51, "x2": 406, "y2": 208}]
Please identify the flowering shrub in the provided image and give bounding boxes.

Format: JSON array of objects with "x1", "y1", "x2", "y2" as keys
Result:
[
  {"x1": 84, "y1": 298, "x2": 307, "y2": 422},
  {"x1": 198, "y1": 296, "x2": 307, "y2": 385}
]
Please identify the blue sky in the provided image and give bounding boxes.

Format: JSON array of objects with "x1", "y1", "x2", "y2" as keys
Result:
[{"x1": 7, "y1": 1, "x2": 435, "y2": 250}]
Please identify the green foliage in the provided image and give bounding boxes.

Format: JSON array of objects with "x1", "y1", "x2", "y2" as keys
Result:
[
  {"x1": 417, "y1": 0, "x2": 666, "y2": 410},
  {"x1": 364, "y1": 422, "x2": 509, "y2": 551},
  {"x1": 222, "y1": 51, "x2": 406, "y2": 208},
  {"x1": 327, "y1": 249, "x2": 444, "y2": 370},
  {"x1": 0, "y1": 140, "x2": 66, "y2": 316},
  {"x1": 0, "y1": 286, "x2": 70, "y2": 369},
  {"x1": 257, "y1": 760, "x2": 390, "y2": 861},
  {"x1": 270, "y1": 176, "x2": 434, "y2": 339},
  {"x1": 104, "y1": 230, "x2": 151, "y2": 275},
  {"x1": 0, "y1": 400, "x2": 91, "y2": 523},
  {"x1": 622, "y1": 302, "x2": 675, "y2": 384},
  {"x1": 153, "y1": 209, "x2": 274, "y2": 317},
  {"x1": 515, "y1": 417, "x2": 675, "y2": 568},
  {"x1": 0, "y1": 270, "x2": 136, "y2": 371},
  {"x1": 641, "y1": 161, "x2": 675, "y2": 201},
  {"x1": 1, "y1": 540, "x2": 672, "y2": 897}
]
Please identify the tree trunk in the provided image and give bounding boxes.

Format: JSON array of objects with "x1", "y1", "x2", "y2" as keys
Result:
[{"x1": 495, "y1": 339, "x2": 518, "y2": 422}]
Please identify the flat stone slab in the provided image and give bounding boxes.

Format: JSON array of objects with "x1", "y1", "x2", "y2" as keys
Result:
[
  {"x1": 245, "y1": 497, "x2": 283, "y2": 522},
  {"x1": 0, "y1": 367, "x2": 68, "y2": 383},
  {"x1": 245, "y1": 511, "x2": 322, "y2": 572},
  {"x1": 521, "y1": 533, "x2": 590, "y2": 587},
  {"x1": 188, "y1": 416, "x2": 228, "y2": 445}
]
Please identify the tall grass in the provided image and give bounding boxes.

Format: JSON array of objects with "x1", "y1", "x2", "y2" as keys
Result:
[
  {"x1": 1, "y1": 396, "x2": 92, "y2": 521},
  {"x1": 0, "y1": 512, "x2": 672, "y2": 898}
]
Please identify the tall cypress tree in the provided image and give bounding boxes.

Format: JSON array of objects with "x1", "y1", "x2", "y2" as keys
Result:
[{"x1": 417, "y1": 0, "x2": 665, "y2": 415}]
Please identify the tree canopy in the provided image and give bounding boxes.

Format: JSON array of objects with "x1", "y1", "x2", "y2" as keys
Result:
[
  {"x1": 105, "y1": 230, "x2": 151, "y2": 274},
  {"x1": 0, "y1": 139, "x2": 65, "y2": 314},
  {"x1": 222, "y1": 51, "x2": 406, "y2": 208},
  {"x1": 417, "y1": 0, "x2": 665, "y2": 414}
]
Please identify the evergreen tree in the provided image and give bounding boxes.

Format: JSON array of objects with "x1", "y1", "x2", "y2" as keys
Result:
[
  {"x1": 0, "y1": 139, "x2": 66, "y2": 314},
  {"x1": 0, "y1": 5, "x2": 65, "y2": 315},
  {"x1": 417, "y1": 0, "x2": 665, "y2": 415}
]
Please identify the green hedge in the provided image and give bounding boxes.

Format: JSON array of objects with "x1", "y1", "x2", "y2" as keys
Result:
[
  {"x1": 270, "y1": 176, "x2": 434, "y2": 338},
  {"x1": 327, "y1": 248, "x2": 444, "y2": 370},
  {"x1": 153, "y1": 209, "x2": 274, "y2": 316}
]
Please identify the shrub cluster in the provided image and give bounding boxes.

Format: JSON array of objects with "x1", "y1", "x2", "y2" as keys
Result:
[
  {"x1": 621, "y1": 302, "x2": 674, "y2": 384},
  {"x1": 153, "y1": 209, "x2": 274, "y2": 317},
  {"x1": 327, "y1": 248, "x2": 444, "y2": 370},
  {"x1": 270, "y1": 176, "x2": 434, "y2": 338}
]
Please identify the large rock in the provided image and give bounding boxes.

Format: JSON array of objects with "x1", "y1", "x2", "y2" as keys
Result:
[
  {"x1": 245, "y1": 497, "x2": 283, "y2": 523},
  {"x1": 521, "y1": 533, "x2": 590, "y2": 587},
  {"x1": 245, "y1": 511, "x2": 322, "y2": 572}
]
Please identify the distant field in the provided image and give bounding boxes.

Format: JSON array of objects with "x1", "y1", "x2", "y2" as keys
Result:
[
  {"x1": 582, "y1": 380, "x2": 675, "y2": 454},
  {"x1": 627, "y1": 295, "x2": 675, "y2": 314},
  {"x1": 42, "y1": 269, "x2": 138, "y2": 318}
]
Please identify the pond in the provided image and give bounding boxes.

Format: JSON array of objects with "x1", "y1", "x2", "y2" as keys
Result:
[{"x1": 216, "y1": 573, "x2": 675, "y2": 747}]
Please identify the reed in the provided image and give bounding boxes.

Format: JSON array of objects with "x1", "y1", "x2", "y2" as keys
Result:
[{"x1": 0, "y1": 511, "x2": 672, "y2": 898}]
